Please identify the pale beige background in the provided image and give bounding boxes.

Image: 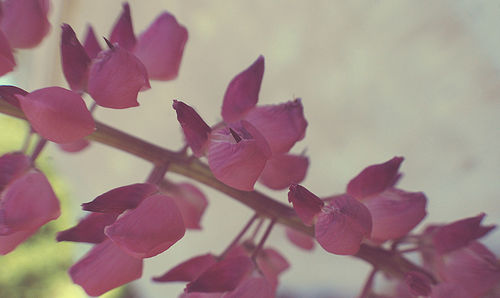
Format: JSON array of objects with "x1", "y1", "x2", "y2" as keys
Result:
[{"x1": 8, "y1": 1, "x2": 500, "y2": 297}]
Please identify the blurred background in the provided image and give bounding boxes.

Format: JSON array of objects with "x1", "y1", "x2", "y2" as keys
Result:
[{"x1": 1, "y1": 0, "x2": 499, "y2": 297}]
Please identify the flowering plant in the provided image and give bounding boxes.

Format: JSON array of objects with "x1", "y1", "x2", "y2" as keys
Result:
[{"x1": 0, "y1": 1, "x2": 499, "y2": 297}]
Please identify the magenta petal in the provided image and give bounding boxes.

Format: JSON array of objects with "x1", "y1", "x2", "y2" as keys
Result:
[
  {"x1": 287, "y1": 184, "x2": 324, "y2": 226},
  {"x1": 173, "y1": 100, "x2": 211, "y2": 157},
  {"x1": 430, "y1": 283, "x2": 469, "y2": 298},
  {"x1": 134, "y1": 11, "x2": 188, "y2": 81},
  {"x1": 17, "y1": 87, "x2": 95, "y2": 143},
  {"x1": 0, "y1": 85, "x2": 28, "y2": 108},
  {"x1": 104, "y1": 194, "x2": 185, "y2": 258},
  {"x1": 109, "y1": 3, "x2": 136, "y2": 51},
  {"x1": 57, "y1": 212, "x2": 118, "y2": 244},
  {"x1": 60, "y1": 24, "x2": 91, "y2": 92},
  {"x1": 58, "y1": 139, "x2": 90, "y2": 153},
  {"x1": 153, "y1": 253, "x2": 217, "y2": 282},
  {"x1": 0, "y1": 0, "x2": 50, "y2": 49},
  {"x1": 223, "y1": 277, "x2": 274, "y2": 298},
  {"x1": 221, "y1": 56, "x2": 264, "y2": 123},
  {"x1": 161, "y1": 182, "x2": 208, "y2": 230},
  {"x1": 87, "y1": 45, "x2": 150, "y2": 109},
  {"x1": 82, "y1": 183, "x2": 158, "y2": 213},
  {"x1": 69, "y1": 240, "x2": 143, "y2": 297},
  {"x1": 0, "y1": 227, "x2": 37, "y2": 255},
  {"x1": 0, "y1": 152, "x2": 30, "y2": 192},
  {"x1": 404, "y1": 271, "x2": 432, "y2": 297},
  {"x1": 0, "y1": 30, "x2": 15, "y2": 76},
  {"x1": 315, "y1": 194, "x2": 372, "y2": 255},
  {"x1": 363, "y1": 188, "x2": 426, "y2": 242},
  {"x1": 207, "y1": 122, "x2": 270, "y2": 191},
  {"x1": 438, "y1": 241, "x2": 500, "y2": 297},
  {"x1": 259, "y1": 154, "x2": 309, "y2": 190},
  {"x1": 431, "y1": 213, "x2": 495, "y2": 255},
  {"x1": 0, "y1": 171, "x2": 60, "y2": 234},
  {"x1": 244, "y1": 98, "x2": 307, "y2": 155},
  {"x1": 187, "y1": 256, "x2": 254, "y2": 293},
  {"x1": 83, "y1": 25, "x2": 102, "y2": 59},
  {"x1": 285, "y1": 227, "x2": 315, "y2": 250},
  {"x1": 256, "y1": 248, "x2": 289, "y2": 290},
  {"x1": 347, "y1": 156, "x2": 404, "y2": 200}
]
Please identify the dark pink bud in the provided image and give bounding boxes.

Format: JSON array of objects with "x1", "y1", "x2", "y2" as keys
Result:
[
  {"x1": 109, "y1": 3, "x2": 136, "y2": 51},
  {"x1": 285, "y1": 227, "x2": 315, "y2": 250},
  {"x1": 17, "y1": 87, "x2": 95, "y2": 143},
  {"x1": 104, "y1": 194, "x2": 185, "y2": 258},
  {"x1": 87, "y1": 45, "x2": 150, "y2": 109},
  {"x1": 134, "y1": 11, "x2": 188, "y2": 80},
  {"x1": 69, "y1": 240, "x2": 143, "y2": 296},
  {"x1": 404, "y1": 271, "x2": 432, "y2": 297},
  {"x1": 83, "y1": 25, "x2": 102, "y2": 59},
  {"x1": 259, "y1": 154, "x2": 309, "y2": 190},
  {"x1": 0, "y1": 0, "x2": 50, "y2": 49},
  {"x1": 207, "y1": 121, "x2": 271, "y2": 191},
  {"x1": 57, "y1": 212, "x2": 118, "y2": 244},
  {"x1": 221, "y1": 56, "x2": 264, "y2": 123},
  {"x1": 186, "y1": 256, "x2": 254, "y2": 293},
  {"x1": 315, "y1": 194, "x2": 372, "y2": 255},
  {"x1": 0, "y1": 30, "x2": 15, "y2": 76},
  {"x1": 287, "y1": 184, "x2": 324, "y2": 226},
  {"x1": 363, "y1": 188, "x2": 426, "y2": 243},
  {"x1": 82, "y1": 183, "x2": 158, "y2": 213},
  {"x1": 347, "y1": 156, "x2": 404, "y2": 199},
  {"x1": 61, "y1": 24, "x2": 91, "y2": 92},
  {"x1": 161, "y1": 182, "x2": 208, "y2": 230},
  {"x1": 245, "y1": 98, "x2": 307, "y2": 155},
  {"x1": 0, "y1": 85, "x2": 28, "y2": 108},
  {"x1": 431, "y1": 213, "x2": 495, "y2": 255},
  {"x1": 173, "y1": 100, "x2": 211, "y2": 157},
  {"x1": 0, "y1": 152, "x2": 30, "y2": 192},
  {"x1": 153, "y1": 253, "x2": 217, "y2": 282}
]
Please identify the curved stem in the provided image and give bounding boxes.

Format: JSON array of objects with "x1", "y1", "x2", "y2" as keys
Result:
[{"x1": 0, "y1": 100, "x2": 435, "y2": 281}]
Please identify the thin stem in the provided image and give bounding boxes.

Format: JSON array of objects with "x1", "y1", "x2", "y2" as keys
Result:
[
  {"x1": 21, "y1": 127, "x2": 33, "y2": 153},
  {"x1": 146, "y1": 162, "x2": 170, "y2": 185},
  {"x1": 249, "y1": 217, "x2": 264, "y2": 242},
  {"x1": 220, "y1": 213, "x2": 259, "y2": 259},
  {"x1": 30, "y1": 138, "x2": 48, "y2": 163},
  {"x1": 358, "y1": 267, "x2": 378, "y2": 298},
  {"x1": 89, "y1": 102, "x2": 98, "y2": 113},
  {"x1": 398, "y1": 247, "x2": 421, "y2": 254},
  {"x1": 251, "y1": 218, "x2": 276, "y2": 260}
]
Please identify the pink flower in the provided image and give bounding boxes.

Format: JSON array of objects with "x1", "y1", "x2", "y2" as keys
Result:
[
  {"x1": 285, "y1": 227, "x2": 315, "y2": 250},
  {"x1": 153, "y1": 253, "x2": 218, "y2": 282},
  {"x1": 0, "y1": 30, "x2": 15, "y2": 77}
]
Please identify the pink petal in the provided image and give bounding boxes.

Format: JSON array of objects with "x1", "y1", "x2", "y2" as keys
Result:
[
  {"x1": 430, "y1": 282, "x2": 469, "y2": 298},
  {"x1": 153, "y1": 253, "x2": 217, "y2": 282},
  {"x1": 362, "y1": 188, "x2": 426, "y2": 243},
  {"x1": 438, "y1": 241, "x2": 500, "y2": 297},
  {"x1": 221, "y1": 56, "x2": 264, "y2": 123},
  {"x1": 346, "y1": 156, "x2": 404, "y2": 200},
  {"x1": 404, "y1": 271, "x2": 432, "y2": 297},
  {"x1": 430, "y1": 213, "x2": 495, "y2": 255},
  {"x1": 69, "y1": 240, "x2": 143, "y2": 297},
  {"x1": 83, "y1": 25, "x2": 102, "y2": 59},
  {"x1": 223, "y1": 277, "x2": 274, "y2": 298},
  {"x1": 87, "y1": 44, "x2": 150, "y2": 109},
  {"x1": 134, "y1": 11, "x2": 188, "y2": 80},
  {"x1": 109, "y1": 3, "x2": 136, "y2": 51},
  {"x1": 0, "y1": 227, "x2": 37, "y2": 255},
  {"x1": 259, "y1": 154, "x2": 309, "y2": 190},
  {"x1": 244, "y1": 98, "x2": 307, "y2": 155},
  {"x1": 104, "y1": 194, "x2": 185, "y2": 258},
  {"x1": 60, "y1": 24, "x2": 91, "y2": 92},
  {"x1": 173, "y1": 100, "x2": 211, "y2": 157},
  {"x1": 315, "y1": 194, "x2": 372, "y2": 255},
  {"x1": 186, "y1": 256, "x2": 254, "y2": 293},
  {"x1": 161, "y1": 182, "x2": 208, "y2": 230},
  {"x1": 0, "y1": 171, "x2": 60, "y2": 234},
  {"x1": 285, "y1": 227, "x2": 315, "y2": 250},
  {"x1": 0, "y1": 152, "x2": 31, "y2": 192},
  {"x1": 0, "y1": 0, "x2": 50, "y2": 49},
  {"x1": 58, "y1": 139, "x2": 90, "y2": 153},
  {"x1": 287, "y1": 184, "x2": 324, "y2": 226},
  {"x1": 0, "y1": 85, "x2": 28, "y2": 108},
  {"x1": 17, "y1": 87, "x2": 95, "y2": 143},
  {"x1": 57, "y1": 212, "x2": 118, "y2": 244},
  {"x1": 0, "y1": 29, "x2": 15, "y2": 76},
  {"x1": 256, "y1": 248, "x2": 289, "y2": 290},
  {"x1": 207, "y1": 121, "x2": 270, "y2": 191},
  {"x1": 82, "y1": 183, "x2": 158, "y2": 213}
]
